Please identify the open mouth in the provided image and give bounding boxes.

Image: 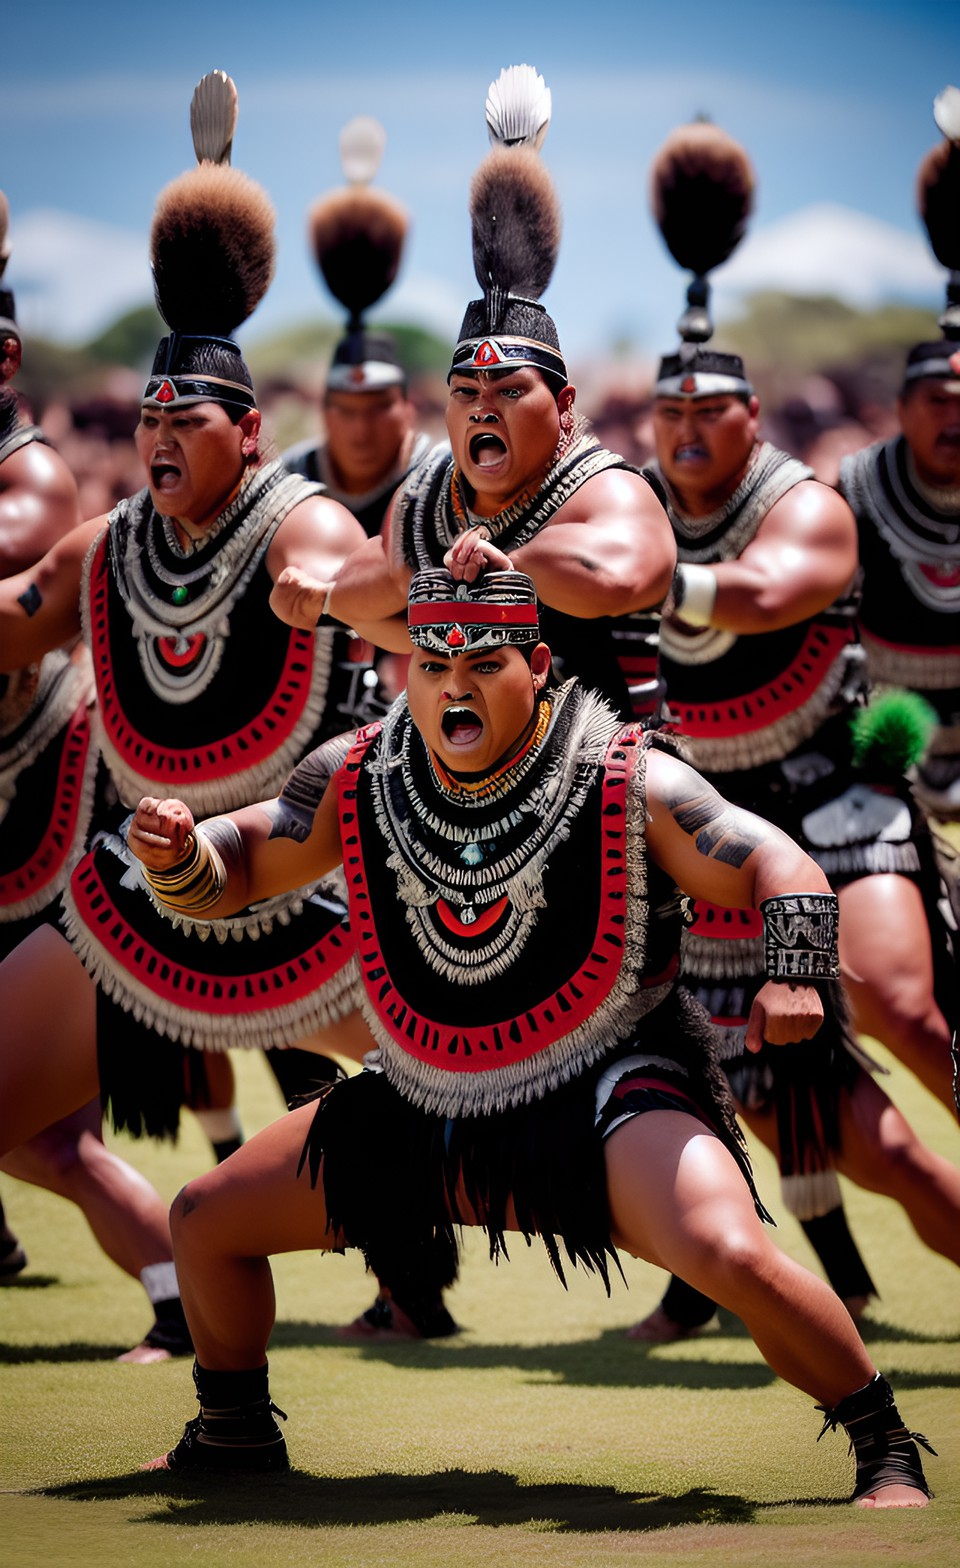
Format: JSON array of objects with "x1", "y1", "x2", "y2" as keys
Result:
[
  {"x1": 674, "y1": 444, "x2": 709, "y2": 463},
  {"x1": 441, "y1": 705, "x2": 484, "y2": 746},
  {"x1": 468, "y1": 432, "x2": 508, "y2": 468},
  {"x1": 151, "y1": 462, "x2": 182, "y2": 492}
]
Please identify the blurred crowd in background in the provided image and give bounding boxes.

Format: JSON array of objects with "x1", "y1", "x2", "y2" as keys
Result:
[{"x1": 8, "y1": 289, "x2": 928, "y2": 519}]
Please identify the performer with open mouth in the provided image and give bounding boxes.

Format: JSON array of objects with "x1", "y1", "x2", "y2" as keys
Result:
[{"x1": 128, "y1": 564, "x2": 934, "y2": 1509}]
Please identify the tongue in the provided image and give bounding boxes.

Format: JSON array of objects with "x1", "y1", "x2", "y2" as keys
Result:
[
  {"x1": 448, "y1": 719, "x2": 483, "y2": 745},
  {"x1": 472, "y1": 436, "x2": 506, "y2": 468}
]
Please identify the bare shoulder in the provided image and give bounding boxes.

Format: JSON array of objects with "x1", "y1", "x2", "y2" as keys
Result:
[
  {"x1": 552, "y1": 467, "x2": 666, "y2": 525},
  {"x1": 642, "y1": 744, "x2": 703, "y2": 807},
  {"x1": 763, "y1": 476, "x2": 857, "y2": 547},
  {"x1": 46, "y1": 513, "x2": 107, "y2": 569},
  {"x1": 283, "y1": 490, "x2": 366, "y2": 548},
  {"x1": 0, "y1": 442, "x2": 82, "y2": 563}
]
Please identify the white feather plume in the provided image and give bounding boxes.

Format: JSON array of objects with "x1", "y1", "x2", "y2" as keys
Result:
[
  {"x1": 190, "y1": 69, "x2": 238, "y2": 166},
  {"x1": 934, "y1": 84, "x2": 960, "y2": 143},
  {"x1": 339, "y1": 117, "x2": 387, "y2": 185},
  {"x1": 485, "y1": 64, "x2": 551, "y2": 151}
]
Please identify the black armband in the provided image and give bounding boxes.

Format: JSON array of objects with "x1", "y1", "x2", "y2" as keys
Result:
[{"x1": 760, "y1": 892, "x2": 840, "y2": 981}]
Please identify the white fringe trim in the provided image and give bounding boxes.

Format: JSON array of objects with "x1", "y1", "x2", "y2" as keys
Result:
[
  {"x1": 861, "y1": 635, "x2": 960, "y2": 692},
  {"x1": 94, "y1": 630, "x2": 335, "y2": 819},
  {"x1": 357, "y1": 736, "x2": 667, "y2": 1119},
  {"x1": 1, "y1": 660, "x2": 98, "y2": 925},
  {"x1": 60, "y1": 877, "x2": 362, "y2": 1050},
  {"x1": 677, "y1": 648, "x2": 853, "y2": 774}
]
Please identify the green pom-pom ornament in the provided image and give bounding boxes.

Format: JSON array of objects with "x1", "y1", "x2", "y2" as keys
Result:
[{"x1": 849, "y1": 688, "x2": 939, "y2": 773}]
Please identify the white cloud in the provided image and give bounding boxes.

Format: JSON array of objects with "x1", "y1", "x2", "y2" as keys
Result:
[
  {"x1": 9, "y1": 210, "x2": 151, "y2": 343},
  {"x1": 714, "y1": 203, "x2": 942, "y2": 311},
  {"x1": 7, "y1": 200, "x2": 945, "y2": 353}
]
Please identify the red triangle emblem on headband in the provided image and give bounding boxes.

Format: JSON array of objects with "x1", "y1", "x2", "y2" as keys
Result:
[
  {"x1": 155, "y1": 379, "x2": 176, "y2": 403},
  {"x1": 446, "y1": 625, "x2": 467, "y2": 648},
  {"x1": 680, "y1": 375, "x2": 697, "y2": 394},
  {"x1": 474, "y1": 340, "x2": 501, "y2": 367}
]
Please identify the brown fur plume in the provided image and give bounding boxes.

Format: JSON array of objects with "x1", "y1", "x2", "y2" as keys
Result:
[
  {"x1": 309, "y1": 185, "x2": 408, "y2": 320},
  {"x1": 150, "y1": 163, "x2": 275, "y2": 335},
  {"x1": 650, "y1": 122, "x2": 754, "y2": 275},
  {"x1": 917, "y1": 138, "x2": 960, "y2": 271},
  {"x1": 470, "y1": 146, "x2": 561, "y2": 298}
]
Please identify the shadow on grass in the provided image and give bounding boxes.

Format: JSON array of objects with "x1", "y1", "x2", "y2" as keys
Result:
[
  {"x1": 36, "y1": 1467, "x2": 827, "y2": 1532},
  {"x1": 0, "y1": 1341, "x2": 157, "y2": 1364},
  {"x1": 0, "y1": 1272, "x2": 61, "y2": 1289},
  {"x1": 5, "y1": 1319, "x2": 959, "y2": 1394},
  {"x1": 857, "y1": 1314, "x2": 960, "y2": 1346}
]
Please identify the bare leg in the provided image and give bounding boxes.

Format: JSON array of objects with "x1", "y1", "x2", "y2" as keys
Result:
[
  {"x1": 154, "y1": 1103, "x2": 927, "y2": 1500},
  {"x1": 624, "y1": 1095, "x2": 875, "y2": 1341},
  {"x1": 168, "y1": 1101, "x2": 334, "y2": 1370},
  {"x1": 0, "y1": 1097, "x2": 190, "y2": 1363},
  {"x1": 0, "y1": 925, "x2": 99, "y2": 1155},
  {"x1": 0, "y1": 1099, "x2": 172, "y2": 1278},
  {"x1": 833, "y1": 1073, "x2": 960, "y2": 1264},
  {"x1": 839, "y1": 876, "x2": 955, "y2": 1110},
  {"x1": 604, "y1": 1110, "x2": 926, "y2": 1506},
  {"x1": 265, "y1": 1015, "x2": 457, "y2": 1342},
  {"x1": 739, "y1": 1100, "x2": 875, "y2": 1317}
]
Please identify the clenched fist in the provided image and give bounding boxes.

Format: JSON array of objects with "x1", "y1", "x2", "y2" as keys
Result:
[
  {"x1": 444, "y1": 528, "x2": 514, "y2": 583},
  {"x1": 127, "y1": 796, "x2": 196, "y2": 872},
  {"x1": 745, "y1": 979, "x2": 824, "y2": 1053},
  {"x1": 269, "y1": 566, "x2": 331, "y2": 629}
]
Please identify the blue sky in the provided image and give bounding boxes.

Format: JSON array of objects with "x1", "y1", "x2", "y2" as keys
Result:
[{"x1": 2, "y1": 0, "x2": 958, "y2": 371}]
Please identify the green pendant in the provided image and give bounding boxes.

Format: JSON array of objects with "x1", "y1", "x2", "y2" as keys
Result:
[{"x1": 171, "y1": 585, "x2": 188, "y2": 605}]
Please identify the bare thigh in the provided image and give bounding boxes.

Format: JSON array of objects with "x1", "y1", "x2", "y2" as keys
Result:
[
  {"x1": 172, "y1": 1101, "x2": 341, "y2": 1260},
  {"x1": 0, "y1": 925, "x2": 98, "y2": 1155},
  {"x1": 604, "y1": 1109, "x2": 773, "y2": 1284}
]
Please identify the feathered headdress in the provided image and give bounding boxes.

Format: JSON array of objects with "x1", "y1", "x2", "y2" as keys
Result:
[
  {"x1": 449, "y1": 64, "x2": 567, "y2": 389},
  {"x1": 904, "y1": 85, "x2": 960, "y2": 385},
  {"x1": 142, "y1": 70, "x2": 275, "y2": 415},
  {"x1": 307, "y1": 117, "x2": 409, "y2": 391},
  {"x1": 649, "y1": 120, "x2": 755, "y2": 397}
]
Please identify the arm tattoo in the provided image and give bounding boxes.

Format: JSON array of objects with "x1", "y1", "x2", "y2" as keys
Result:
[
  {"x1": 17, "y1": 582, "x2": 42, "y2": 617},
  {"x1": 666, "y1": 782, "x2": 764, "y2": 869},
  {"x1": 263, "y1": 796, "x2": 314, "y2": 844}
]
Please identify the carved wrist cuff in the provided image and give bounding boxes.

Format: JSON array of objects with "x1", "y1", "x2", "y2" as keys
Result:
[{"x1": 760, "y1": 892, "x2": 840, "y2": 980}]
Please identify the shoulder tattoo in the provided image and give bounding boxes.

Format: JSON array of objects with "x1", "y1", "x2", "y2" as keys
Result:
[{"x1": 666, "y1": 781, "x2": 764, "y2": 869}]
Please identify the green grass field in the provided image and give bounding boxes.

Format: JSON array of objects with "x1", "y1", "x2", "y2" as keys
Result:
[{"x1": 2, "y1": 1039, "x2": 958, "y2": 1568}]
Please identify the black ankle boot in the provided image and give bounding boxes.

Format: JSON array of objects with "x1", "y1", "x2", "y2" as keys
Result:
[
  {"x1": 816, "y1": 1373, "x2": 935, "y2": 1501},
  {"x1": 165, "y1": 1361, "x2": 289, "y2": 1473}
]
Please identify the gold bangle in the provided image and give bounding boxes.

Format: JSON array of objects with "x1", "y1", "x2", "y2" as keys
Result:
[{"x1": 142, "y1": 831, "x2": 226, "y2": 914}]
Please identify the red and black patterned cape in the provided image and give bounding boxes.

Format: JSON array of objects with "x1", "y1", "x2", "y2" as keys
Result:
[
  {"x1": 297, "y1": 687, "x2": 759, "y2": 1288},
  {"x1": 59, "y1": 464, "x2": 361, "y2": 1138}
]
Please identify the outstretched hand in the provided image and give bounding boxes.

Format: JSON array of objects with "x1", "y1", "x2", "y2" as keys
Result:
[
  {"x1": 745, "y1": 980, "x2": 824, "y2": 1053},
  {"x1": 128, "y1": 797, "x2": 196, "y2": 872},
  {"x1": 444, "y1": 527, "x2": 514, "y2": 583},
  {"x1": 270, "y1": 566, "x2": 332, "y2": 629}
]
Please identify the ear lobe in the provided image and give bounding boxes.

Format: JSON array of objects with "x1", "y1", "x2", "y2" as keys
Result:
[
  {"x1": 530, "y1": 641, "x2": 551, "y2": 687},
  {"x1": 239, "y1": 408, "x2": 261, "y2": 456}
]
